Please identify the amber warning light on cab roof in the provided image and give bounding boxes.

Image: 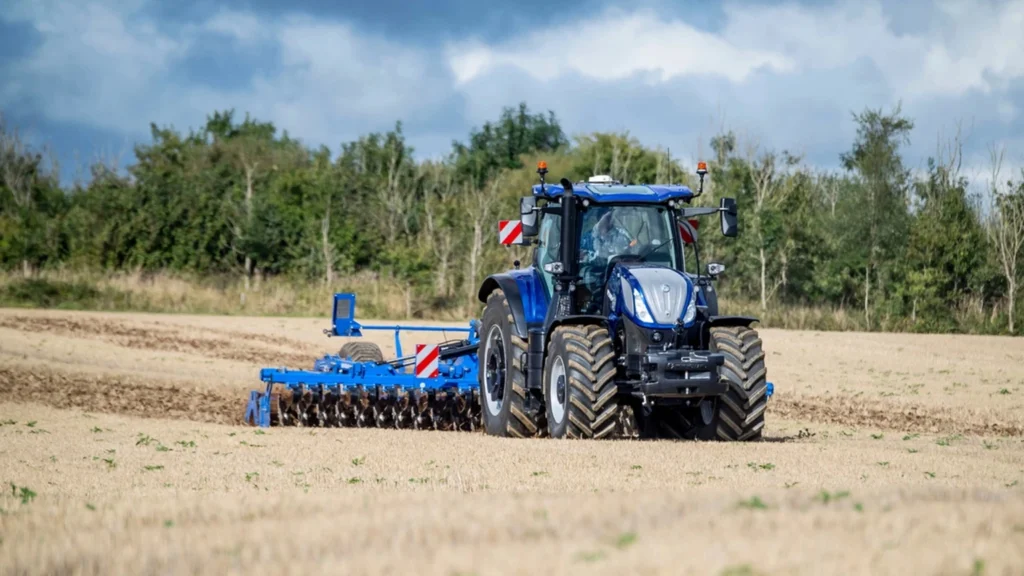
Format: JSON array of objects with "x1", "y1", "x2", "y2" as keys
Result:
[
  {"x1": 695, "y1": 162, "x2": 708, "y2": 198},
  {"x1": 536, "y1": 160, "x2": 548, "y2": 193}
]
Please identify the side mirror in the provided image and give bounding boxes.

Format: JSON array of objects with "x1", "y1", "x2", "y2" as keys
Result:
[
  {"x1": 720, "y1": 197, "x2": 737, "y2": 237},
  {"x1": 520, "y1": 196, "x2": 538, "y2": 237}
]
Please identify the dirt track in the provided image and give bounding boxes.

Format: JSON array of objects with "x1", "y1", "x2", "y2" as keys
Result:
[{"x1": 1, "y1": 308, "x2": 1023, "y2": 575}]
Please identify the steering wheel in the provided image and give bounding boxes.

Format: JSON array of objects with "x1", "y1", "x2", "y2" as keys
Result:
[{"x1": 608, "y1": 253, "x2": 643, "y2": 268}]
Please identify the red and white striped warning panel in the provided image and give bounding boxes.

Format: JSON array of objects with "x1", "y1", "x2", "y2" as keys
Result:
[
  {"x1": 415, "y1": 344, "x2": 440, "y2": 379},
  {"x1": 498, "y1": 220, "x2": 523, "y2": 245}
]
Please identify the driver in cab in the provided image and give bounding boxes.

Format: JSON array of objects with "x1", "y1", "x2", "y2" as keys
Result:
[
  {"x1": 579, "y1": 209, "x2": 634, "y2": 264},
  {"x1": 576, "y1": 209, "x2": 636, "y2": 312}
]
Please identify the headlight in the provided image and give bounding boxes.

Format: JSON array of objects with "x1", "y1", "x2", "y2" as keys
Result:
[
  {"x1": 631, "y1": 287, "x2": 653, "y2": 323},
  {"x1": 682, "y1": 288, "x2": 696, "y2": 325}
]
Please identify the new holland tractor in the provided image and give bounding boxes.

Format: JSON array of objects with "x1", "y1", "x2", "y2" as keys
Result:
[{"x1": 245, "y1": 162, "x2": 772, "y2": 440}]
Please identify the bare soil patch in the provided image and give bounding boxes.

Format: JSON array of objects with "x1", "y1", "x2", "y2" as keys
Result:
[
  {"x1": 0, "y1": 366, "x2": 241, "y2": 425},
  {"x1": 772, "y1": 393, "x2": 1024, "y2": 437},
  {"x1": 0, "y1": 314, "x2": 319, "y2": 367}
]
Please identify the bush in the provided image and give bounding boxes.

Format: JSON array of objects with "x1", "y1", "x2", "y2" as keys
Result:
[{"x1": 0, "y1": 278, "x2": 110, "y2": 309}]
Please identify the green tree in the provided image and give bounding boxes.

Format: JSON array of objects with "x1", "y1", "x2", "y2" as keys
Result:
[
  {"x1": 453, "y1": 102, "x2": 567, "y2": 187},
  {"x1": 0, "y1": 116, "x2": 64, "y2": 276},
  {"x1": 904, "y1": 151, "x2": 988, "y2": 331},
  {"x1": 838, "y1": 104, "x2": 914, "y2": 329}
]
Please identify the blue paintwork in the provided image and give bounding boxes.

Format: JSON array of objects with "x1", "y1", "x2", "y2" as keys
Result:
[
  {"x1": 245, "y1": 293, "x2": 481, "y2": 427},
  {"x1": 693, "y1": 277, "x2": 708, "y2": 307},
  {"x1": 608, "y1": 264, "x2": 696, "y2": 330},
  {"x1": 532, "y1": 183, "x2": 694, "y2": 204},
  {"x1": 331, "y1": 292, "x2": 471, "y2": 357},
  {"x1": 509, "y1": 268, "x2": 549, "y2": 326}
]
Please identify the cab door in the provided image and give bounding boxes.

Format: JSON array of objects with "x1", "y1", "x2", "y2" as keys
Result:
[{"x1": 533, "y1": 210, "x2": 562, "y2": 299}]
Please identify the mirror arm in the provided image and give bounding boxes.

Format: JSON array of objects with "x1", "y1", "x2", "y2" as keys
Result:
[{"x1": 679, "y1": 207, "x2": 720, "y2": 218}]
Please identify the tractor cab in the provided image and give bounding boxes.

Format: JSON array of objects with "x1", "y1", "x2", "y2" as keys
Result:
[
  {"x1": 533, "y1": 190, "x2": 684, "y2": 314},
  {"x1": 519, "y1": 164, "x2": 736, "y2": 320}
]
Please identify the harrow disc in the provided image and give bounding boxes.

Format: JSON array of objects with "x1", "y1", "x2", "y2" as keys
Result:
[{"x1": 261, "y1": 383, "x2": 482, "y2": 432}]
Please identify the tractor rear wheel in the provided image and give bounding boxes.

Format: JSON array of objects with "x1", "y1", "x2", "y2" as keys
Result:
[
  {"x1": 478, "y1": 290, "x2": 545, "y2": 438},
  {"x1": 339, "y1": 342, "x2": 384, "y2": 363},
  {"x1": 544, "y1": 324, "x2": 638, "y2": 439},
  {"x1": 709, "y1": 325, "x2": 768, "y2": 441}
]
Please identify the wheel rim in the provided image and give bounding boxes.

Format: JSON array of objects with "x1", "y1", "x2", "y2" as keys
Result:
[
  {"x1": 549, "y1": 355, "x2": 567, "y2": 425},
  {"x1": 483, "y1": 325, "x2": 505, "y2": 416}
]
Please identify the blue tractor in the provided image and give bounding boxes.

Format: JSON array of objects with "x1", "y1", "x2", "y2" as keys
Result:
[
  {"x1": 246, "y1": 162, "x2": 772, "y2": 440},
  {"x1": 476, "y1": 163, "x2": 771, "y2": 440}
]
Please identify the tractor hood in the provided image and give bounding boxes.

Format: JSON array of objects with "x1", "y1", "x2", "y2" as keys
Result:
[{"x1": 613, "y1": 264, "x2": 696, "y2": 329}]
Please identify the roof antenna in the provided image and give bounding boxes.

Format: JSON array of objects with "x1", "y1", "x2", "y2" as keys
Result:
[{"x1": 667, "y1": 147, "x2": 672, "y2": 185}]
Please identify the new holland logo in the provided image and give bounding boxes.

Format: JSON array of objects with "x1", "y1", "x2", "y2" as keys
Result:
[{"x1": 661, "y1": 284, "x2": 671, "y2": 293}]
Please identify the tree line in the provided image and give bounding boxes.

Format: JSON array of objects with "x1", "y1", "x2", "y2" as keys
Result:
[{"x1": 1, "y1": 103, "x2": 1023, "y2": 334}]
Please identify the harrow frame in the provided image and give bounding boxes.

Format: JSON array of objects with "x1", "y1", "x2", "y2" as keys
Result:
[{"x1": 245, "y1": 293, "x2": 481, "y2": 428}]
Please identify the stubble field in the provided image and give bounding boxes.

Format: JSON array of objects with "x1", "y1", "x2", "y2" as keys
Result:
[{"x1": 1, "y1": 308, "x2": 1023, "y2": 575}]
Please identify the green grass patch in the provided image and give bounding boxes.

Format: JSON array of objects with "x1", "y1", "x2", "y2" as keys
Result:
[
  {"x1": 614, "y1": 532, "x2": 637, "y2": 550},
  {"x1": 0, "y1": 277, "x2": 135, "y2": 310},
  {"x1": 816, "y1": 490, "x2": 851, "y2": 504},
  {"x1": 737, "y1": 496, "x2": 769, "y2": 510},
  {"x1": 9, "y1": 484, "x2": 36, "y2": 504},
  {"x1": 575, "y1": 551, "x2": 606, "y2": 563}
]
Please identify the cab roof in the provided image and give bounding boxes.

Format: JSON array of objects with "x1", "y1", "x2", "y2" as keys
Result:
[{"x1": 531, "y1": 182, "x2": 694, "y2": 204}]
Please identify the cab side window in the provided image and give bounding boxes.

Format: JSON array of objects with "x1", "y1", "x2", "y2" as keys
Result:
[{"x1": 534, "y1": 212, "x2": 561, "y2": 297}]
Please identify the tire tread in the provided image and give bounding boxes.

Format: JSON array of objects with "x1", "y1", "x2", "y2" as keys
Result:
[
  {"x1": 548, "y1": 324, "x2": 637, "y2": 440},
  {"x1": 711, "y1": 325, "x2": 768, "y2": 441}
]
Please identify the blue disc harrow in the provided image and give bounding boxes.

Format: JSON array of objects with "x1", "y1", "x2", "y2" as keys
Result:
[{"x1": 245, "y1": 294, "x2": 482, "y2": 430}]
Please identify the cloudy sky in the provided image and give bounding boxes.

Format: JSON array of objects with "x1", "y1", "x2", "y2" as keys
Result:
[{"x1": 1, "y1": 0, "x2": 1023, "y2": 184}]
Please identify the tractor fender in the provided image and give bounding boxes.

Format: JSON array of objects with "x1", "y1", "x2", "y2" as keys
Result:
[
  {"x1": 545, "y1": 315, "x2": 610, "y2": 340},
  {"x1": 478, "y1": 274, "x2": 529, "y2": 339},
  {"x1": 707, "y1": 315, "x2": 759, "y2": 328},
  {"x1": 702, "y1": 316, "x2": 759, "y2": 349}
]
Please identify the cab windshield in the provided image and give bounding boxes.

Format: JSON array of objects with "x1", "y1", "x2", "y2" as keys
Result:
[
  {"x1": 578, "y1": 204, "x2": 679, "y2": 270},
  {"x1": 574, "y1": 204, "x2": 680, "y2": 313},
  {"x1": 533, "y1": 203, "x2": 683, "y2": 311}
]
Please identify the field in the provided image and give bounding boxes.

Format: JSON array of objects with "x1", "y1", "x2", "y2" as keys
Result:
[{"x1": 1, "y1": 308, "x2": 1023, "y2": 575}]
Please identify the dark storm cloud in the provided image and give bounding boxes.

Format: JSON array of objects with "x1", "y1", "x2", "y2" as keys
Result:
[{"x1": 1, "y1": 0, "x2": 1021, "y2": 184}]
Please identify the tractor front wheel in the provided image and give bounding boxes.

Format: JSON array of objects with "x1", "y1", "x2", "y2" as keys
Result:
[
  {"x1": 544, "y1": 325, "x2": 638, "y2": 439},
  {"x1": 478, "y1": 290, "x2": 545, "y2": 438},
  {"x1": 709, "y1": 325, "x2": 768, "y2": 441}
]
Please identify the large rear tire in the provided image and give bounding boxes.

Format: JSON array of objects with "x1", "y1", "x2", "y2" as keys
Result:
[
  {"x1": 544, "y1": 324, "x2": 638, "y2": 439},
  {"x1": 478, "y1": 290, "x2": 546, "y2": 438},
  {"x1": 338, "y1": 342, "x2": 384, "y2": 363},
  {"x1": 710, "y1": 325, "x2": 768, "y2": 441}
]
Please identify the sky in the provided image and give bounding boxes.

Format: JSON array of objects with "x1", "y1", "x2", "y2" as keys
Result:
[{"x1": 1, "y1": 0, "x2": 1023, "y2": 186}]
